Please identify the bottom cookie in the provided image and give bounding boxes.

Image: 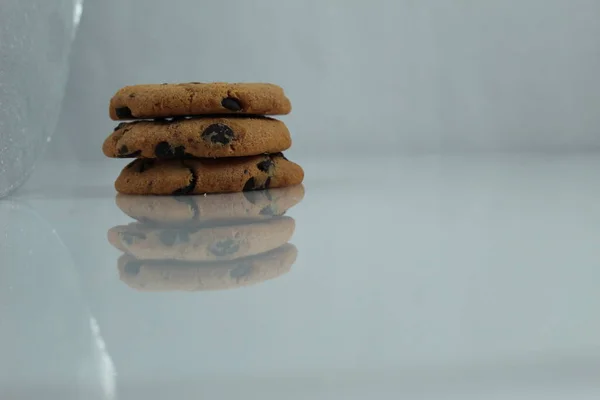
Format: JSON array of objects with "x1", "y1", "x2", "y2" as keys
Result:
[{"x1": 115, "y1": 153, "x2": 304, "y2": 195}]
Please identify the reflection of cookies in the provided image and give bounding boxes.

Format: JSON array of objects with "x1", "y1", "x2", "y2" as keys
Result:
[
  {"x1": 118, "y1": 244, "x2": 297, "y2": 291},
  {"x1": 115, "y1": 185, "x2": 305, "y2": 225},
  {"x1": 108, "y1": 217, "x2": 295, "y2": 262},
  {"x1": 109, "y1": 82, "x2": 292, "y2": 120},
  {"x1": 115, "y1": 153, "x2": 304, "y2": 195},
  {"x1": 103, "y1": 116, "x2": 291, "y2": 159}
]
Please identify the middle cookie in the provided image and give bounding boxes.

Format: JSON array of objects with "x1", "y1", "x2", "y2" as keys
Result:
[{"x1": 103, "y1": 116, "x2": 292, "y2": 159}]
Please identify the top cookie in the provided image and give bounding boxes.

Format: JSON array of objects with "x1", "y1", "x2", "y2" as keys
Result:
[{"x1": 109, "y1": 82, "x2": 292, "y2": 120}]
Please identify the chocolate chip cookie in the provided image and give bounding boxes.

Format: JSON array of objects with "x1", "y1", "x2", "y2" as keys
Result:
[
  {"x1": 109, "y1": 82, "x2": 292, "y2": 120},
  {"x1": 107, "y1": 216, "x2": 295, "y2": 262},
  {"x1": 103, "y1": 116, "x2": 291, "y2": 159},
  {"x1": 117, "y1": 244, "x2": 297, "y2": 292},
  {"x1": 115, "y1": 184, "x2": 305, "y2": 225},
  {"x1": 115, "y1": 153, "x2": 303, "y2": 195}
]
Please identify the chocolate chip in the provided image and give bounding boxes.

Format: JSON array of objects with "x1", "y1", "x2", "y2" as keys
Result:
[
  {"x1": 158, "y1": 229, "x2": 190, "y2": 246},
  {"x1": 128, "y1": 93, "x2": 136, "y2": 98},
  {"x1": 124, "y1": 159, "x2": 152, "y2": 171},
  {"x1": 221, "y1": 97, "x2": 242, "y2": 112},
  {"x1": 115, "y1": 107, "x2": 133, "y2": 119},
  {"x1": 209, "y1": 239, "x2": 240, "y2": 257},
  {"x1": 117, "y1": 149, "x2": 141, "y2": 158},
  {"x1": 131, "y1": 159, "x2": 155, "y2": 173},
  {"x1": 230, "y1": 261, "x2": 254, "y2": 280},
  {"x1": 172, "y1": 184, "x2": 195, "y2": 196},
  {"x1": 173, "y1": 146, "x2": 186, "y2": 157},
  {"x1": 242, "y1": 176, "x2": 271, "y2": 192},
  {"x1": 172, "y1": 167, "x2": 197, "y2": 195},
  {"x1": 119, "y1": 231, "x2": 146, "y2": 245},
  {"x1": 201, "y1": 123, "x2": 235, "y2": 145},
  {"x1": 257, "y1": 158, "x2": 274, "y2": 173},
  {"x1": 119, "y1": 145, "x2": 129, "y2": 155},
  {"x1": 155, "y1": 142, "x2": 186, "y2": 158},
  {"x1": 124, "y1": 260, "x2": 142, "y2": 276},
  {"x1": 244, "y1": 169, "x2": 249, "y2": 174},
  {"x1": 139, "y1": 160, "x2": 154, "y2": 173},
  {"x1": 155, "y1": 141, "x2": 172, "y2": 157},
  {"x1": 114, "y1": 122, "x2": 128, "y2": 131},
  {"x1": 243, "y1": 177, "x2": 256, "y2": 191}
]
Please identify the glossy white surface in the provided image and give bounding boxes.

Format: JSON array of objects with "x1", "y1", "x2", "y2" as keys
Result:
[{"x1": 2, "y1": 154, "x2": 600, "y2": 399}]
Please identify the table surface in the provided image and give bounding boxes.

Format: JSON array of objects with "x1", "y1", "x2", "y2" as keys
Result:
[{"x1": 2, "y1": 154, "x2": 600, "y2": 399}]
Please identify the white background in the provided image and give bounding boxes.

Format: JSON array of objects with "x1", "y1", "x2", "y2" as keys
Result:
[{"x1": 46, "y1": 0, "x2": 600, "y2": 162}]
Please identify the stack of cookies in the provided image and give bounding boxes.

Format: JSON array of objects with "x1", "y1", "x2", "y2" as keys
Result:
[{"x1": 103, "y1": 82, "x2": 304, "y2": 195}]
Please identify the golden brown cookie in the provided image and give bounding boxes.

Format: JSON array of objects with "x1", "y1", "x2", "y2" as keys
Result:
[
  {"x1": 115, "y1": 184, "x2": 305, "y2": 225},
  {"x1": 103, "y1": 116, "x2": 291, "y2": 159},
  {"x1": 115, "y1": 153, "x2": 304, "y2": 195},
  {"x1": 107, "y1": 216, "x2": 295, "y2": 262},
  {"x1": 117, "y1": 244, "x2": 297, "y2": 292},
  {"x1": 109, "y1": 82, "x2": 292, "y2": 120}
]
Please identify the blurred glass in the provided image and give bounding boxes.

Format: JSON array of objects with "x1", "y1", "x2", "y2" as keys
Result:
[
  {"x1": 0, "y1": 200, "x2": 113, "y2": 399},
  {"x1": 0, "y1": 0, "x2": 83, "y2": 198}
]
